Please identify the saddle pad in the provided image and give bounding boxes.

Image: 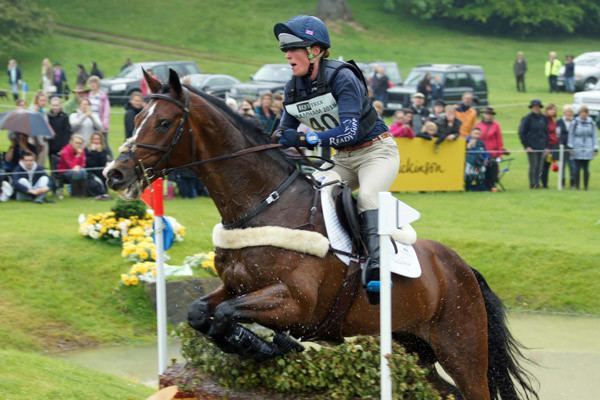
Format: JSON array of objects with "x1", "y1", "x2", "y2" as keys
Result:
[{"x1": 317, "y1": 175, "x2": 422, "y2": 278}]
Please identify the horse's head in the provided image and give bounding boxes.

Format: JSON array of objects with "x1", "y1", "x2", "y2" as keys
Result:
[{"x1": 105, "y1": 68, "x2": 193, "y2": 199}]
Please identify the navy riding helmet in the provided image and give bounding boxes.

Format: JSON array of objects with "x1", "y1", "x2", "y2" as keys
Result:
[{"x1": 273, "y1": 15, "x2": 331, "y2": 52}]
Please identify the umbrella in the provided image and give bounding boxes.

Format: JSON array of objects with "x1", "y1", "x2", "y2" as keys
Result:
[{"x1": 0, "y1": 109, "x2": 55, "y2": 138}]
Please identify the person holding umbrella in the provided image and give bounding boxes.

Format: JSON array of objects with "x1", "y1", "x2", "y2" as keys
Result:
[{"x1": 3, "y1": 132, "x2": 37, "y2": 172}]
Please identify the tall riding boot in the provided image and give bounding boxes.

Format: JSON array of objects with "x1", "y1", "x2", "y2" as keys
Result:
[{"x1": 360, "y1": 209, "x2": 380, "y2": 305}]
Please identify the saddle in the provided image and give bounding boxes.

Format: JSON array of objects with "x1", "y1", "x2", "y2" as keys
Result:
[{"x1": 332, "y1": 184, "x2": 366, "y2": 259}]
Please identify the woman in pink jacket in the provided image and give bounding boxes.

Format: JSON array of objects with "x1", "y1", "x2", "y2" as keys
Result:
[
  {"x1": 475, "y1": 107, "x2": 504, "y2": 190},
  {"x1": 58, "y1": 134, "x2": 88, "y2": 193}
]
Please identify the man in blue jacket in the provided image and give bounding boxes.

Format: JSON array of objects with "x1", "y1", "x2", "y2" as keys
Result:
[
  {"x1": 519, "y1": 99, "x2": 549, "y2": 189},
  {"x1": 12, "y1": 151, "x2": 52, "y2": 203}
]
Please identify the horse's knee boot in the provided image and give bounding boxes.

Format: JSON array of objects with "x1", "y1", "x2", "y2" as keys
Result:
[
  {"x1": 273, "y1": 332, "x2": 304, "y2": 354},
  {"x1": 224, "y1": 324, "x2": 282, "y2": 361},
  {"x1": 187, "y1": 299, "x2": 212, "y2": 334}
]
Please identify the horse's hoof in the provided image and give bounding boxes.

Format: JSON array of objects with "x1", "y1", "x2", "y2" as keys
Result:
[{"x1": 187, "y1": 300, "x2": 212, "y2": 334}]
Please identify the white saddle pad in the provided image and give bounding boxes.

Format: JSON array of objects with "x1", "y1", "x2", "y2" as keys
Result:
[{"x1": 315, "y1": 171, "x2": 422, "y2": 278}]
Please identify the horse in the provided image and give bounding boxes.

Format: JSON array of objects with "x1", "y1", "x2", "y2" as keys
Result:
[{"x1": 105, "y1": 69, "x2": 538, "y2": 400}]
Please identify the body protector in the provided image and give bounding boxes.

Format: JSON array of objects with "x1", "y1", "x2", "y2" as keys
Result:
[{"x1": 282, "y1": 59, "x2": 380, "y2": 148}]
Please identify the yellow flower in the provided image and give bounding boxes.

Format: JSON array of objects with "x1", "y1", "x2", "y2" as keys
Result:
[
  {"x1": 136, "y1": 248, "x2": 148, "y2": 260},
  {"x1": 120, "y1": 274, "x2": 131, "y2": 286},
  {"x1": 129, "y1": 275, "x2": 139, "y2": 286}
]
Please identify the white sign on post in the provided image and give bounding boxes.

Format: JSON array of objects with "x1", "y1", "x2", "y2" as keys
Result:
[{"x1": 378, "y1": 192, "x2": 421, "y2": 400}]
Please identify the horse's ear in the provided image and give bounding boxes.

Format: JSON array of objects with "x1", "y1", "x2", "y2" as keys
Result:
[
  {"x1": 168, "y1": 68, "x2": 183, "y2": 97},
  {"x1": 142, "y1": 68, "x2": 161, "y2": 94}
]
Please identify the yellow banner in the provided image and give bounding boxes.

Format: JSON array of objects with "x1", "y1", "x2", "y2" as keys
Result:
[{"x1": 390, "y1": 138, "x2": 466, "y2": 192}]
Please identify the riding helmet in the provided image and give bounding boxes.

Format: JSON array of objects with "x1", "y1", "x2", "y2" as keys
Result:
[{"x1": 274, "y1": 15, "x2": 331, "y2": 51}]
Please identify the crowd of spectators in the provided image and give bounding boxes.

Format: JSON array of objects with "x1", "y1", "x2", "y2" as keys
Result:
[{"x1": 2, "y1": 56, "x2": 598, "y2": 204}]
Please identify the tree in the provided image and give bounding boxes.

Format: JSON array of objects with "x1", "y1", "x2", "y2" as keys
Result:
[
  {"x1": 385, "y1": 0, "x2": 600, "y2": 36},
  {"x1": 0, "y1": 0, "x2": 52, "y2": 52},
  {"x1": 317, "y1": 0, "x2": 353, "y2": 21}
]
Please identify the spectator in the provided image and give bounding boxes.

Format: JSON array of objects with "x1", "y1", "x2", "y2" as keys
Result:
[
  {"x1": 431, "y1": 74, "x2": 444, "y2": 102},
  {"x1": 545, "y1": 51, "x2": 562, "y2": 93},
  {"x1": 63, "y1": 85, "x2": 90, "y2": 115},
  {"x1": 564, "y1": 55, "x2": 575, "y2": 93},
  {"x1": 238, "y1": 99, "x2": 260, "y2": 126},
  {"x1": 417, "y1": 73, "x2": 432, "y2": 103},
  {"x1": 85, "y1": 132, "x2": 111, "y2": 199},
  {"x1": 513, "y1": 51, "x2": 527, "y2": 92},
  {"x1": 568, "y1": 105, "x2": 598, "y2": 190},
  {"x1": 476, "y1": 107, "x2": 504, "y2": 190},
  {"x1": 541, "y1": 103, "x2": 559, "y2": 189},
  {"x1": 52, "y1": 62, "x2": 68, "y2": 98},
  {"x1": 12, "y1": 151, "x2": 51, "y2": 203},
  {"x1": 170, "y1": 168, "x2": 208, "y2": 198},
  {"x1": 29, "y1": 91, "x2": 50, "y2": 166},
  {"x1": 225, "y1": 97, "x2": 238, "y2": 111},
  {"x1": 254, "y1": 92, "x2": 277, "y2": 134},
  {"x1": 124, "y1": 91, "x2": 144, "y2": 140},
  {"x1": 465, "y1": 127, "x2": 490, "y2": 191},
  {"x1": 47, "y1": 96, "x2": 72, "y2": 164},
  {"x1": 0, "y1": 179, "x2": 13, "y2": 202},
  {"x1": 41, "y1": 58, "x2": 53, "y2": 94},
  {"x1": 76, "y1": 64, "x2": 89, "y2": 86},
  {"x1": 556, "y1": 104, "x2": 576, "y2": 188},
  {"x1": 369, "y1": 65, "x2": 389, "y2": 104},
  {"x1": 58, "y1": 134, "x2": 87, "y2": 196},
  {"x1": 389, "y1": 110, "x2": 405, "y2": 137},
  {"x1": 372, "y1": 100, "x2": 384, "y2": 118},
  {"x1": 69, "y1": 98, "x2": 102, "y2": 145},
  {"x1": 87, "y1": 76, "x2": 110, "y2": 137},
  {"x1": 121, "y1": 58, "x2": 133, "y2": 72},
  {"x1": 435, "y1": 105, "x2": 461, "y2": 145},
  {"x1": 396, "y1": 109, "x2": 415, "y2": 138},
  {"x1": 7, "y1": 59, "x2": 22, "y2": 101},
  {"x1": 4, "y1": 132, "x2": 37, "y2": 172},
  {"x1": 429, "y1": 100, "x2": 446, "y2": 121},
  {"x1": 455, "y1": 91, "x2": 478, "y2": 138},
  {"x1": 140, "y1": 68, "x2": 156, "y2": 96},
  {"x1": 418, "y1": 121, "x2": 437, "y2": 141},
  {"x1": 90, "y1": 62, "x2": 104, "y2": 79},
  {"x1": 519, "y1": 99, "x2": 548, "y2": 189},
  {"x1": 410, "y1": 92, "x2": 429, "y2": 135}
]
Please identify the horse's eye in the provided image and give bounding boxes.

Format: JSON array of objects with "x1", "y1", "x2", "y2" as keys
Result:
[{"x1": 158, "y1": 119, "x2": 171, "y2": 130}]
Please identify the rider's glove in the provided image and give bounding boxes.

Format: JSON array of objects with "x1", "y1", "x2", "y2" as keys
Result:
[{"x1": 278, "y1": 129, "x2": 319, "y2": 149}]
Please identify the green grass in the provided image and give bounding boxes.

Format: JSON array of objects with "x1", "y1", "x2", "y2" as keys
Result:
[{"x1": 0, "y1": 349, "x2": 153, "y2": 400}]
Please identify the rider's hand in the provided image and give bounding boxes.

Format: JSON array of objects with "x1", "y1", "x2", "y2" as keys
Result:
[
  {"x1": 278, "y1": 129, "x2": 303, "y2": 148},
  {"x1": 271, "y1": 128, "x2": 284, "y2": 144}
]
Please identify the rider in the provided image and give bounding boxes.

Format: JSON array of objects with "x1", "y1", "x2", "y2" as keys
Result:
[{"x1": 273, "y1": 15, "x2": 400, "y2": 304}]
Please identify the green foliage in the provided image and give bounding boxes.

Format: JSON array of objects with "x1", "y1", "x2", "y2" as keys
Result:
[
  {"x1": 389, "y1": 0, "x2": 600, "y2": 36},
  {"x1": 0, "y1": 0, "x2": 52, "y2": 52},
  {"x1": 177, "y1": 324, "x2": 443, "y2": 399},
  {"x1": 111, "y1": 199, "x2": 147, "y2": 219}
]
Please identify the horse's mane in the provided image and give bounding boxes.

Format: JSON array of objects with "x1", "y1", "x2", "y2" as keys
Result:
[{"x1": 159, "y1": 83, "x2": 294, "y2": 173}]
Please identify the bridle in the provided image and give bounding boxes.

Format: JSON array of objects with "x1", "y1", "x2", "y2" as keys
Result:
[
  {"x1": 127, "y1": 87, "x2": 297, "y2": 229},
  {"x1": 131, "y1": 88, "x2": 281, "y2": 182}
]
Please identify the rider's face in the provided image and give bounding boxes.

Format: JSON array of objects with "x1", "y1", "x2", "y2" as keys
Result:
[{"x1": 285, "y1": 48, "x2": 310, "y2": 77}]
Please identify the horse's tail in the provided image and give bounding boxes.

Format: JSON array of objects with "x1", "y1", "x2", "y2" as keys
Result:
[{"x1": 471, "y1": 268, "x2": 539, "y2": 400}]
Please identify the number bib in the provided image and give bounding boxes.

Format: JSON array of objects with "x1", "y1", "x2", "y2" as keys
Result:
[{"x1": 284, "y1": 93, "x2": 340, "y2": 132}]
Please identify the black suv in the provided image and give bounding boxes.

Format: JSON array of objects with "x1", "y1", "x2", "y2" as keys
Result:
[
  {"x1": 386, "y1": 64, "x2": 488, "y2": 112},
  {"x1": 100, "y1": 61, "x2": 200, "y2": 104},
  {"x1": 227, "y1": 64, "x2": 291, "y2": 101}
]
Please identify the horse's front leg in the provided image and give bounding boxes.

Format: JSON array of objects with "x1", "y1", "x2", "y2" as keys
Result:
[
  {"x1": 188, "y1": 284, "x2": 232, "y2": 334},
  {"x1": 208, "y1": 282, "x2": 305, "y2": 336}
]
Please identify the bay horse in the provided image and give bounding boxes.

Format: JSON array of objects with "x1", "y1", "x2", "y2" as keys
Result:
[{"x1": 105, "y1": 69, "x2": 538, "y2": 400}]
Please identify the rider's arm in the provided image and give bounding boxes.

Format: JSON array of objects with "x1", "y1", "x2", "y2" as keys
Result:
[{"x1": 313, "y1": 69, "x2": 364, "y2": 147}]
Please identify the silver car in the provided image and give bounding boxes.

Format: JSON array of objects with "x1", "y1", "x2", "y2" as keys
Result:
[
  {"x1": 572, "y1": 89, "x2": 600, "y2": 120},
  {"x1": 558, "y1": 52, "x2": 600, "y2": 91}
]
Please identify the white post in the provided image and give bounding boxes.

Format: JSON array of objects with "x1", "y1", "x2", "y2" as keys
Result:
[
  {"x1": 378, "y1": 192, "x2": 395, "y2": 400},
  {"x1": 558, "y1": 144, "x2": 564, "y2": 191},
  {"x1": 154, "y1": 215, "x2": 168, "y2": 375}
]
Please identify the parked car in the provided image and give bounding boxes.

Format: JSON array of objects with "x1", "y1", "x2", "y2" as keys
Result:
[
  {"x1": 572, "y1": 89, "x2": 600, "y2": 120},
  {"x1": 361, "y1": 61, "x2": 402, "y2": 87},
  {"x1": 558, "y1": 52, "x2": 600, "y2": 91},
  {"x1": 385, "y1": 64, "x2": 488, "y2": 112},
  {"x1": 182, "y1": 74, "x2": 239, "y2": 98},
  {"x1": 100, "y1": 61, "x2": 200, "y2": 104},
  {"x1": 227, "y1": 64, "x2": 291, "y2": 101}
]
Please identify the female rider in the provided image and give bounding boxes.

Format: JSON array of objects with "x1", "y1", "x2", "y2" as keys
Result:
[{"x1": 273, "y1": 15, "x2": 400, "y2": 304}]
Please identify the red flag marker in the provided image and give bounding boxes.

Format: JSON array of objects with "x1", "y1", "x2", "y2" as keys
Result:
[{"x1": 140, "y1": 178, "x2": 164, "y2": 216}]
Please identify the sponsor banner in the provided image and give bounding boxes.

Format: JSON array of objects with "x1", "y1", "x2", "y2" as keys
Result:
[{"x1": 390, "y1": 138, "x2": 466, "y2": 192}]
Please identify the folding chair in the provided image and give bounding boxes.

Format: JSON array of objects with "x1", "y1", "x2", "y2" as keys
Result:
[{"x1": 496, "y1": 157, "x2": 514, "y2": 191}]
